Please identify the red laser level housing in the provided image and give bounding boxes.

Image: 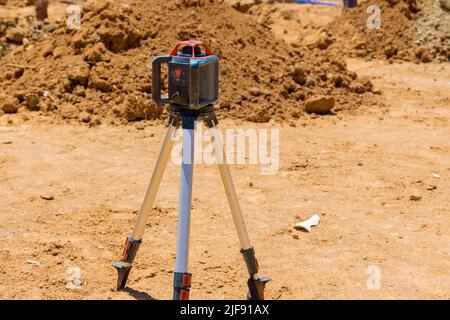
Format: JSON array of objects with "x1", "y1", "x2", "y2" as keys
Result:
[{"x1": 152, "y1": 41, "x2": 219, "y2": 109}]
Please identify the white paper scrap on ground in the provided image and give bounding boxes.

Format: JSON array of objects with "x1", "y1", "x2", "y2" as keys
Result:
[
  {"x1": 294, "y1": 214, "x2": 320, "y2": 233},
  {"x1": 432, "y1": 172, "x2": 440, "y2": 179}
]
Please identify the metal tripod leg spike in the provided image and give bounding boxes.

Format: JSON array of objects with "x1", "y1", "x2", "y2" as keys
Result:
[
  {"x1": 113, "y1": 106, "x2": 270, "y2": 300},
  {"x1": 112, "y1": 237, "x2": 141, "y2": 290}
]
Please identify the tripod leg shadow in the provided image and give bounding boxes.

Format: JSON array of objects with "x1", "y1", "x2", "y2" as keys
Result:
[{"x1": 121, "y1": 287, "x2": 157, "y2": 300}]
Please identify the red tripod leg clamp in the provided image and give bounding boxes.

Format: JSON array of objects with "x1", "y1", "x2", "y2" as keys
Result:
[
  {"x1": 173, "y1": 272, "x2": 192, "y2": 300},
  {"x1": 120, "y1": 237, "x2": 141, "y2": 263}
]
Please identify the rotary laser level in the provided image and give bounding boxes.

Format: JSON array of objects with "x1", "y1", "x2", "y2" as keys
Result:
[
  {"x1": 112, "y1": 41, "x2": 270, "y2": 300},
  {"x1": 152, "y1": 41, "x2": 219, "y2": 109}
]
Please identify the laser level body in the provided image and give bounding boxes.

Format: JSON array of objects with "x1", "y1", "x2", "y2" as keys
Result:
[{"x1": 152, "y1": 40, "x2": 219, "y2": 109}]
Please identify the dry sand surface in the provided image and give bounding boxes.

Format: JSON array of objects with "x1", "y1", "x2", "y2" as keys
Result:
[
  {"x1": 0, "y1": 0, "x2": 449, "y2": 300},
  {"x1": 0, "y1": 58, "x2": 449, "y2": 299}
]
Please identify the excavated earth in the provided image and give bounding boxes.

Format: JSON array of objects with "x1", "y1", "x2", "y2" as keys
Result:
[
  {"x1": 0, "y1": 0, "x2": 379, "y2": 125},
  {"x1": 231, "y1": 0, "x2": 450, "y2": 63},
  {"x1": 326, "y1": 0, "x2": 450, "y2": 62}
]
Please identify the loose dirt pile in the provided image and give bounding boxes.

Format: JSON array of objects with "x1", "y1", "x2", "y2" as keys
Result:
[
  {"x1": 326, "y1": 0, "x2": 449, "y2": 62},
  {"x1": 0, "y1": 0, "x2": 377, "y2": 125},
  {"x1": 0, "y1": 0, "x2": 61, "y2": 57},
  {"x1": 415, "y1": 0, "x2": 450, "y2": 61},
  {"x1": 1, "y1": 0, "x2": 39, "y2": 6},
  {"x1": 232, "y1": 0, "x2": 449, "y2": 63},
  {"x1": 0, "y1": 16, "x2": 16, "y2": 56},
  {"x1": 0, "y1": 17, "x2": 58, "y2": 57}
]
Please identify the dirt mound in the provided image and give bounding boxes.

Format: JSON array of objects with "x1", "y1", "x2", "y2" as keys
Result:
[
  {"x1": 0, "y1": 16, "x2": 16, "y2": 56},
  {"x1": 238, "y1": 0, "x2": 449, "y2": 63},
  {"x1": 326, "y1": 0, "x2": 449, "y2": 62},
  {"x1": 0, "y1": 0, "x2": 60, "y2": 58},
  {"x1": 0, "y1": 18, "x2": 59, "y2": 57},
  {"x1": 415, "y1": 0, "x2": 450, "y2": 61},
  {"x1": 1, "y1": 0, "x2": 32, "y2": 6},
  {"x1": 0, "y1": 0, "x2": 377, "y2": 125}
]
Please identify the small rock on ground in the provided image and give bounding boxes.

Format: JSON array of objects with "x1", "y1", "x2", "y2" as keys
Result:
[
  {"x1": 40, "y1": 194, "x2": 54, "y2": 201},
  {"x1": 305, "y1": 95, "x2": 335, "y2": 115}
]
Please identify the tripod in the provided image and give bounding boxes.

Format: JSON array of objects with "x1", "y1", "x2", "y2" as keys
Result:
[{"x1": 113, "y1": 105, "x2": 270, "y2": 300}]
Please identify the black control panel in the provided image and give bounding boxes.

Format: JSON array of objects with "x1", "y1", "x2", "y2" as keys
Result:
[{"x1": 169, "y1": 62, "x2": 190, "y2": 105}]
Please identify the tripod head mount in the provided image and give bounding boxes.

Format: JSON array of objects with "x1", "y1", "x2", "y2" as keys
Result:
[{"x1": 168, "y1": 104, "x2": 218, "y2": 129}]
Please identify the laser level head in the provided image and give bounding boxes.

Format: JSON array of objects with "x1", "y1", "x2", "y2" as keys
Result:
[{"x1": 152, "y1": 41, "x2": 219, "y2": 109}]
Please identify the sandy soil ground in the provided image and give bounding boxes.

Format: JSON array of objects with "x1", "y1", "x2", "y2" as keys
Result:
[{"x1": 0, "y1": 58, "x2": 449, "y2": 299}]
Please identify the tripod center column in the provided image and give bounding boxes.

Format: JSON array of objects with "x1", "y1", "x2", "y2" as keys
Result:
[{"x1": 175, "y1": 113, "x2": 197, "y2": 274}]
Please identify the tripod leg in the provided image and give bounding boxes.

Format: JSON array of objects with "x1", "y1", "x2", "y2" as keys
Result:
[
  {"x1": 209, "y1": 126, "x2": 270, "y2": 300},
  {"x1": 113, "y1": 123, "x2": 178, "y2": 290},
  {"x1": 173, "y1": 115, "x2": 196, "y2": 300}
]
